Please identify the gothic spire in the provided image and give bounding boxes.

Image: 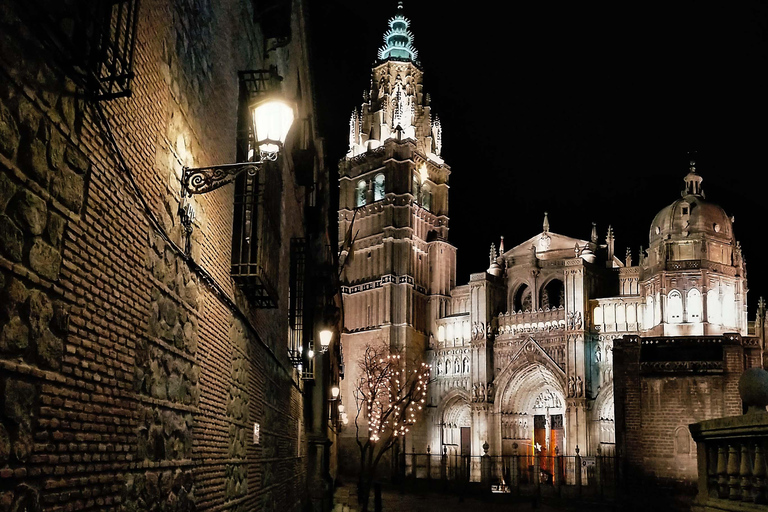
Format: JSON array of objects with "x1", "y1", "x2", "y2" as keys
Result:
[
  {"x1": 543, "y1": 212, "x2": 550, "y2": 233},
  {"x1": 378, "y1": 2, "x2": 419, "y2": 62}
]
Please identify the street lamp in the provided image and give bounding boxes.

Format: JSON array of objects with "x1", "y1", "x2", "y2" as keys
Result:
[
  {"x1": 331, "y1": 386, "x2": 340, "y2": 399},
  {"x1": 178, "y1": 68, "x2": 295, "y2": 253},
  {"x1": 318, "y1": 328, "x2": 333, "y2": 352}
]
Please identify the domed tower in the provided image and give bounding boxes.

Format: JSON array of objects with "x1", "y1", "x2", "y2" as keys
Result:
[
  {"x1": 640, "y1": 161, "x2": 747, "y2": 336},
  {"x1": 337, "y1": 3, "x2": 456, "y2": 456}
]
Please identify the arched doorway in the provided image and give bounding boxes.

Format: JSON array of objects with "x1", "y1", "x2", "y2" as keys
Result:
[
  {"x1": 497, "y1": 362, "x2": 566, "y2": 480},
  {"x1": 593, "y1": 385, "x2": 615, "y2": 455},
  {"x1": 441, "y1": 394, "x2": 471, "y2": 457}
]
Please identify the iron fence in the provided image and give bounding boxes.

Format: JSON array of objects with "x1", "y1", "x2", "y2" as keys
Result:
[{"x1": 400, "y1": 452, "x2": 623, "y2": 492}]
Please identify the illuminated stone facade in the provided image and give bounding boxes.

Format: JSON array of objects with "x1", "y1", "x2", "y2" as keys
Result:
[{"x1": 338, "y1": 4, "x2": 759, "y2": 480}]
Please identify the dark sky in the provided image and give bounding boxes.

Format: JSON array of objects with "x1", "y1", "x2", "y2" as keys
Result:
[{"x1": 309, "y1": 1, "x2": 768, "y2": 314}]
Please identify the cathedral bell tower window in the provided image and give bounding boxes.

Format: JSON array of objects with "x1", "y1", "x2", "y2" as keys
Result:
[
  {"x1": 356, "y1": 180, "x2": 368, "y2": 207},
  {"x1": 374, "y1": 173, "x2": 385, "y2": 201}
]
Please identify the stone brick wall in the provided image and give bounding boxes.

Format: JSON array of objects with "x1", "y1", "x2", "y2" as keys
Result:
[
  {"x1": 614, "y1": 334, "x2": 762, "y2": 486},
  {"x1": 0, "y1": 1, "x2": 320, "y2": 510}
]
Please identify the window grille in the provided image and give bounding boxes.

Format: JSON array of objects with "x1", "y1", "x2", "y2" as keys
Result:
[
  {"x1": 86, "y1": 0, "x2": 140, "y2": 100},
  {"x1": 20, "y1": 0, "x2": 140, "y2": 100},
  {"x1": 288, "y1": 238, "x2": 307, "y2": 367}
]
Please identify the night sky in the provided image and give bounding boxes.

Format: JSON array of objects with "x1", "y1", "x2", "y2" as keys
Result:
[{"x1": 309, "y1": 1, "x2": 768, "y2": 314}]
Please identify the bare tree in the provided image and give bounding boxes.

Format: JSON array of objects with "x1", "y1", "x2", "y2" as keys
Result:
[{"x1": 352, "y1": 343, "x2": 429, "y2": 511}]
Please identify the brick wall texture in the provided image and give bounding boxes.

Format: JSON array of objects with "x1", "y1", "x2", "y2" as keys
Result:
[
  {"x1": 614, "y1": 336, "x2": 760, "y2": 485},
  {"x1": 0, "y1": 1, "x2": 314, "y2": 510}
]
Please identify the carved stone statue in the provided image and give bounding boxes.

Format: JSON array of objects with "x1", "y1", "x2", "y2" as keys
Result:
[
  {"x1": 576, "y1": 376, "x2": 583, "y2": 397},
  {"x1": 480, "y1": 383, "x2": 486, "y2": 402},
  {"x1": 575, "y1": 312, "x2": 582, "y2": 329},
  {"x1": 595, "y1": 344, "x2": 602, "y2": 363},
  {"x1": 472, "y1": 383, "x2": 478, "y2": 402},
  {"x1": 487, "y1": 382, "x2": 494, "y2": 403},
  {"x1": 567, "y1": 376, "x2": 575, "y2": 397}
]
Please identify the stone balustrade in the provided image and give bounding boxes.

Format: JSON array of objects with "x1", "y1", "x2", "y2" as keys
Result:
[
  {"x1": 689, "y1": 368, "x2": 768, "y2": 511},
  {"x1": 497, "y1": 306, "x2": 566, "y2": 336}
]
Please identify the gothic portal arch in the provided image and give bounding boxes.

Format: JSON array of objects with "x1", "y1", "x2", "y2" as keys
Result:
[
  {"x1": 593, "y1": 383, "x2": 615, "y2": 452},
  {"x1": 438, "y1": 390, "x2": 471, "y2": 455},
  {"x1": 495, "y1": 348, "x2": 566, "y2": 459}
]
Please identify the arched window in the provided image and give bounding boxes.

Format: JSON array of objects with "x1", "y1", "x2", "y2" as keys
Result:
[
  {"x1": 514, "y1": 285, "x2": 532, "y2": 312},
  {"x1": 436, "y1": 360, "x2": 442, "y2": 376},
  {"x1": 541, "y1": 279, "x2": 565, "y2": 309},
  {"x1": 687, "y1": 289, "x2": 702, "y2": 323},
  {"x1": 593, "y1": 306, "x2": 603, "y2": 326},
  {"x1": 445, "y1": 359, "x2": 451, "y2": 375},
  {"x1": 707, "y1": 290, "x2": 721, "y2": 324},
  {"x1": 422, "y1": 185, "x2": 432, "y2": 211},
  {"x1": 374, "y1": 173, "x2": 385, "y2": 201},
  {"x1": 616, "y1": 304, "x2": 626, "y2": 324},
  {"x1": 356, "y1": 180, "x2": 367, "y2": 207},
  {"x1": 668, "y1": 290, "x2": 683, "y2": 324},
  {"x1": 454, "y1": 359, "x2": 461, "y2": 373},
  {"x1": 462, "y1": 357, "x2": 470, "y2": 373},
  {"x1": 645, "y1": 296, "x2": 654, "y2": 328},
  {"x1": 674, "y1": 426, "x2": 691, "y2": 455},
  {"x1": 722, "y1": 287, "x2": 736, "y2": 327}
]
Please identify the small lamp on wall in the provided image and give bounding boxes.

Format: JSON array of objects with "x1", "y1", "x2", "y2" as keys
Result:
[
  {"x1": 318, "y1": 328, "x2": 333, "y2": 352},
  {"x1": 331, "y1": 386, "x2": 340, "y2": 399}
]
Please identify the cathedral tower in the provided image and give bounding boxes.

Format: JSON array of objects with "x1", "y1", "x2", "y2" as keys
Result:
[{"x1": 338, "y1": 3, "x2": 456, "y2": 458}]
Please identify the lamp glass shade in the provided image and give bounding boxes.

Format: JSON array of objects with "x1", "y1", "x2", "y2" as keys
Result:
[
  {"x1": 319, "y1": 329, "x2": 333, "y2": 348},
  {"x1": 251, "y1": 99, "x2": 294, "y2": 155},
  {"x1": 331, "y1": 386, "x2": 340, "y2": 399}
]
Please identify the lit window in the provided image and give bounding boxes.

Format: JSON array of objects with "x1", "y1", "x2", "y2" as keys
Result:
[
  {"x1": 707, "y1": 290, "x2": 721, "y2": 324},
  {"x1": 356, "y1": 180, "x2": 367, "y2": 207},
  {"x1": 722, "y1": 287, "x2": 735, "y2": 326},
  {"x1": 422, "y1": 185, "x2": 432, "y2": 211},
  {"x1": 668, "y1": 290, "x2": 683, "y2": 324},
  {"x1": 374, "y1": 173, "x2": 385, "y2": 201},
  {"x1": 687, "y1": 289, "x2": 702, "y2": 323}
]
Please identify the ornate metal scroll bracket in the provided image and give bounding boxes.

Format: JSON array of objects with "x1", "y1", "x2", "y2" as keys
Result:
[{"x1": 181, "y1": 161, "x2": 264, "y2": 197}]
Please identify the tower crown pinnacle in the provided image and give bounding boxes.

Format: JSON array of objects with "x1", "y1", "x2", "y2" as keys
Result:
[{"x1": 378, "y1": 2, "x2": 419, "y2": 62}]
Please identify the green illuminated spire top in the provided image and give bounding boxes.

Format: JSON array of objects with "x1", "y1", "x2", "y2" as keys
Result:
[{"x1": 378, "y1": 2, "x2": 418, "y2": 62}]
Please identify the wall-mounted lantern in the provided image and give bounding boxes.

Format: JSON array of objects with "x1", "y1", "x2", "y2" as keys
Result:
[{"x1": 178, "y1": 67, "x2": 295, "y2": 253}]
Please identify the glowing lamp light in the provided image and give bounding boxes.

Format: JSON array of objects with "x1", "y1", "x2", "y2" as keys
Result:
[
  {"x1": 307, "y1": 348, "x2": 314, "y2": 359},
  {"x1": 251, "y1": 99, "x2": 295, "y2": 156},
  {"x1": 319, "y1": 329, "x2": 333, "y2": 351},
  {"x1": 331, "y1": 386, "x2": 340, "y2": 399},
  {"x1": 338, "y1": 404, "x2": 345, "y2": 413}
]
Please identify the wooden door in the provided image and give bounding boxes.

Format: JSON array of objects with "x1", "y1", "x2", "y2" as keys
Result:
[{"x1": 460, "y1": 427, "x2": 471, "y2": 456}]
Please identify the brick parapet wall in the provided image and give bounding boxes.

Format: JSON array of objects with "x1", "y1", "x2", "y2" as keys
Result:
[
  {"x1": 614, "y1": 336, "x2": 760, "y2": 486},
  {"x1": 0, "y1": 1, "x2": 311, "y2": 511}
]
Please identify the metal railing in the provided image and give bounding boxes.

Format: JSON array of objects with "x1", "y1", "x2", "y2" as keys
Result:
[{"x1": 399, "y1": 449, "x2": 623, "y2": 494}]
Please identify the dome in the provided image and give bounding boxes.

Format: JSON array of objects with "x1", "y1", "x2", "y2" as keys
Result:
[{"x1": 649, "y1": 170, "x2": 734, "y2": 246}]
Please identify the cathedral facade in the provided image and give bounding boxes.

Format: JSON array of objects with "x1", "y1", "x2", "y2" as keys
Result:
[{"x1": 337, "y1": 4, "x2": 751, "y2": 469}]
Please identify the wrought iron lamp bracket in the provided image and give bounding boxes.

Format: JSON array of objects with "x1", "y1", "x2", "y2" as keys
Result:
[{"x1": 182, "y1": 160, "x2": 263, "y2": 198}]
